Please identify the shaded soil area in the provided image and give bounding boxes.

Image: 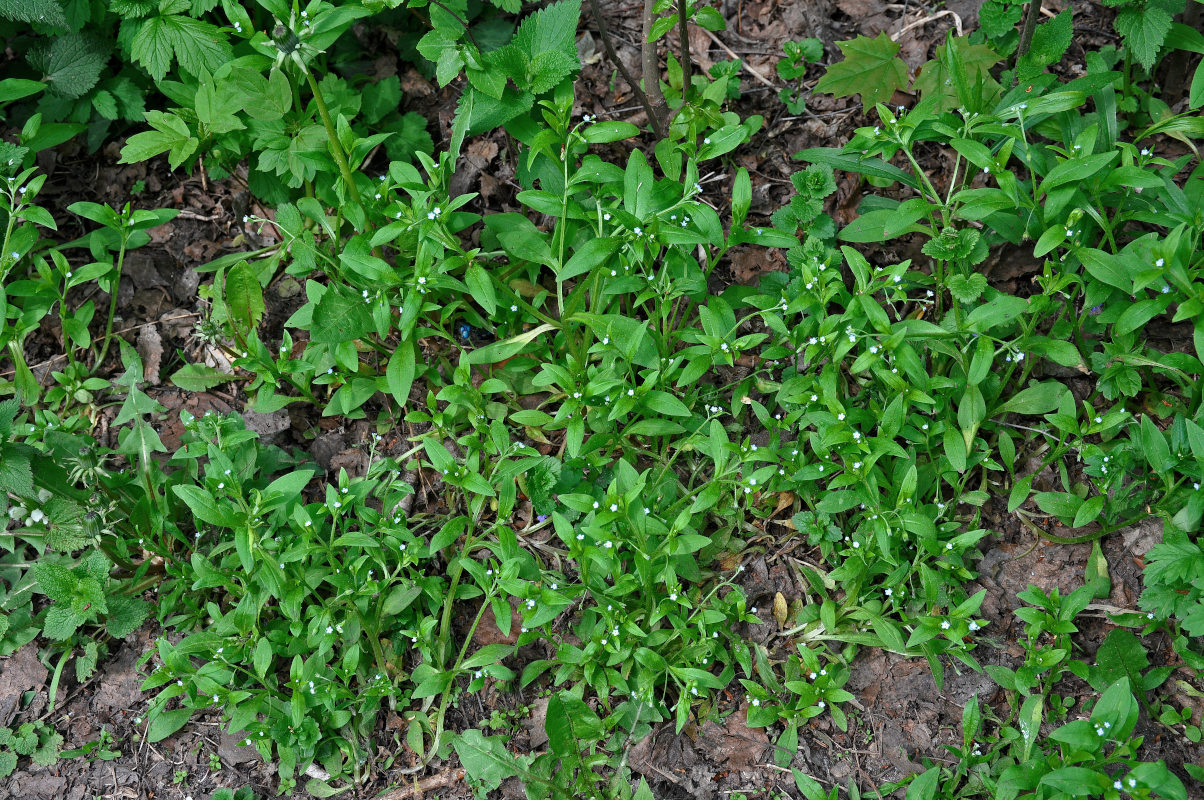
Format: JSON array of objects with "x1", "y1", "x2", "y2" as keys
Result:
[{"x1": 3, "y1": 0, "x2": 1202, "y2": 798}]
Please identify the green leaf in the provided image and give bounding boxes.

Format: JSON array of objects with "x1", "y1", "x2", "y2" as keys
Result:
[
  {"x1": 560, "y1": 236, "x2": 619, "y2": 281},
  {"x1": 816, "y1": 491, "x2": 862, "y2": 513},
  {"x1": 1018, "y1": 693, "x2": 1044, "y2": 761},
  {"x1": 451, "y1": 730, "x2": 522, "y2": 792},
  {"x1": 381, "y1": 583, "x2": 422, "y2": 617},
  {"x1": 310, "y1": 287, "x2": 374, "y2": 344},
  {"x1": 583, "y1": 121, "x2": 640, "y2": 143},
  {"x1": 171, "y1": 485, "x2": 234, "y2": 527},
  {"x1": 813, "y1": 33, "x2": 909, "y2": 111},
  {"x1": 170, "y1": 363, "x2": 236, "y2": 392},
  {"x1": 42, "y1": 604, "x2": 83, "y2": 640},
  {"x1": 225, "y1": 261, "x2": 264, "y2": 335},
  {"x1": 796, "y1": 147, "x2": 920, "y2": 190},
  {"x1": 1140, "y1": 415, "x2": 1175, "y2": 473},
  {"x1": 34, "y1": 563, "x2": 77, "y2": 604},
  {"x1": 1076, "y1": 247, "x2": 1132, "y2": 292},
  {"x1": 947, "y1": 273, "x2": 987, "y2": 304},
  {"x1": 147, "y1": 708, "x2": 192, "y2": 743},
  {"x1": 545, "y1": 692, "x2": 603, "y2": 758},
  {"x1": 385, "y1": 342, "x2": 416, "y2": 407},
  {"x1": 512, "y1": 0, "x2": 580, "y2": 62},
  {"x1": 1114, "y1": 4, "x2": 1172, "y2": 71},
  {"x1": 464, "y1": 264, "x2": 497, "y2": 316},
  {"x1": 907, "y1": 767, "x2": 940, "y2": 800},
  {"x1": 1039, "y1": 151, "x2": 1118, "y2": 194},
  {"x1": 130, "y1": 14, "x2": 232, "y2": 82},
  {"x1": 253, "y1": 636, "x2": 273, "y2": 679},
  {"x1": 0, "y1": 0, "x2": 67, "y2": 28},
  {"x1": 995, "y1": 382, "x2": 1066, "y2": 415},
  {"x1": 106, "y1": 595, "x2": 149, "y2": 638},
  {"x1": 1017, "y1": 9, "x2": 1073, "y2": 79},
  {"x1": 641, "y1": 390, "x2": 692, "y2": 417},
  {"x1": 1034, "y1": 491, "x2": 1083, "y2": 522},
  {"x1": 119, "y1": 110, "x2": 198, "y2": 169},
  {"x1": 26, "y1": 33, "x2": 107, "y2": 98}
]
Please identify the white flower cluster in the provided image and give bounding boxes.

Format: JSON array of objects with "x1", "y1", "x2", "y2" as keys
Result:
[{"x1": 9, "y1": 489, "x2": 53, "y2": 527}]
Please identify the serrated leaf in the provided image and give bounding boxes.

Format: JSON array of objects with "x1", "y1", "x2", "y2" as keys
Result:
[
  {"x1": 512, "y1": 0, "x2": 580, "y2": 61},
  {"x1": 1114, "y1": 5, "x2": 1171, "y2": 71},
  {"x1": 33, "y1": 563, "x2": 77, "y2": 603},
  {"x1": 42, "y1": 604, "x2": 83, "y2": 640},
  {"x1": 1018, "y1": 9, "x2": 1073, "y2": 79},
  {"x1": 27, "y1": 33, "x2": 108, "y2": 99},
  {"x1": 813, "y1": 33, "x2": 909, "y2": 110},
  {"x1": 131, "y1": 14, "x2": 232, "y2": 82},
  {"x1": 0, "y1": 0, "x2": 67, "y2": 28},
  {"x1": 106, "y1": 595, "x2": 149, "y2": 638},
  {"x1": 947, "y1": 273, "x2": 987, "y2": 304}
]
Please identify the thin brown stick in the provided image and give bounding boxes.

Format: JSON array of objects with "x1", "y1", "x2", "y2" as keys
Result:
[
  {"x1": 702, "y1": 28, "x2": 775, "y2": 89},
  {"x1": 374, "y1": 767, "x2": 466, "y2": 800},
  {"x1": 641, "y1": 0, "x2": 669, "y2": 136},
  {"x1": 587, "y1": 0, "x2": 662, "y2": 132}
]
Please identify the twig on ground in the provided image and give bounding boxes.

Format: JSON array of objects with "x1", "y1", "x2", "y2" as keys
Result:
[
  {"x1": 374, "y1": 767, "x2": 466, "y2": 800},
  {"x1": 702, "y1": 28, "x2": 775, "y2": 89},
  {"x1": 891, "y1": 8, "x2": 963, "y2": 41}
]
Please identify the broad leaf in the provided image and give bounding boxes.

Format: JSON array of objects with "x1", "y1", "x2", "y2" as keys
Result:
[{"x1": 813, "y1": 33, "x2": 908, "y2": 110}]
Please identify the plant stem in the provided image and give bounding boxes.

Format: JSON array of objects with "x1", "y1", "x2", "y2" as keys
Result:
[
  {"x1": 305, "y1": 71, "x2": 363, "y2": 208},
  {"x1": 676, "y1": 0, "x2": 691, "y2": 105},
  {"x1": 93, "y1": 237, "x2": 128, "y2": 371}
]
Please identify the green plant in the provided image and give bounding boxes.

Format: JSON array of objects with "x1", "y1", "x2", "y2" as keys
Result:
[
  {"x1": 60, "y1": 726, "x2": 121, "y2": 762},
  {"x1": 776, "y1": 38, "x2": 824, "y2": 114},
  {"x1": 0, "y1": 720, "x2": 62, "y2": 778}
]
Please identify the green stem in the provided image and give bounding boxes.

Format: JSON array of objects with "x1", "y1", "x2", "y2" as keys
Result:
[
  {"x1": 93, "y1": 237, "x2": 128, "y2": 371},
  {"x1": 305, "y1": 71, "x2": 363, "y2": 208}
]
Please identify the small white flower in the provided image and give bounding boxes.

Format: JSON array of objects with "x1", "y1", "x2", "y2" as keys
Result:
[
  {"x1": 968, "y1": 621, "x2": 979, "y2": 631},
  {"x1": 837, "y1": 412, "x2": 845, "y2": 421},
  {"x1": 940, "y1": 620, "x2": 950, "y2": 630},
  {"x1": 1156, "y1": 257, "x2": 1165, "y2": 267},
  {"x1": 610, "y1": 503, "x2": 618, "y2": 512}
]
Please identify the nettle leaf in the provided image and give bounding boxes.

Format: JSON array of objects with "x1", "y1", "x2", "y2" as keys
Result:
[
  {"x1": 978, "y1": 0, "x2": 1023, "y2": 38},
  {"x1": 26, "y1": 33, "x2": 109, "y2": 99},
  {"x1": 813, "y1": 33, "x2": 908, "y2": 111},
  {"x1": 512, "y1": 0, "x2": 580, "y2": 61},
  {"x1": 0, "y1": 0, "x2": 68, "y2": 27},
  {"x1": 131, "y1": 13, "x2": 232, "y2": 81},
  {"x1": 1113, "y1": 3, "x2": 1172, "y2": 72},
  {"x1": 1017, "y1": 9, "x2": 1073, "y2": 79}
]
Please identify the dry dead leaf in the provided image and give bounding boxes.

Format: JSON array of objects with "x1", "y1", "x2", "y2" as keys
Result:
[{"x1": 137, "y1": 323, "x2": 162, "y2": 384}]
